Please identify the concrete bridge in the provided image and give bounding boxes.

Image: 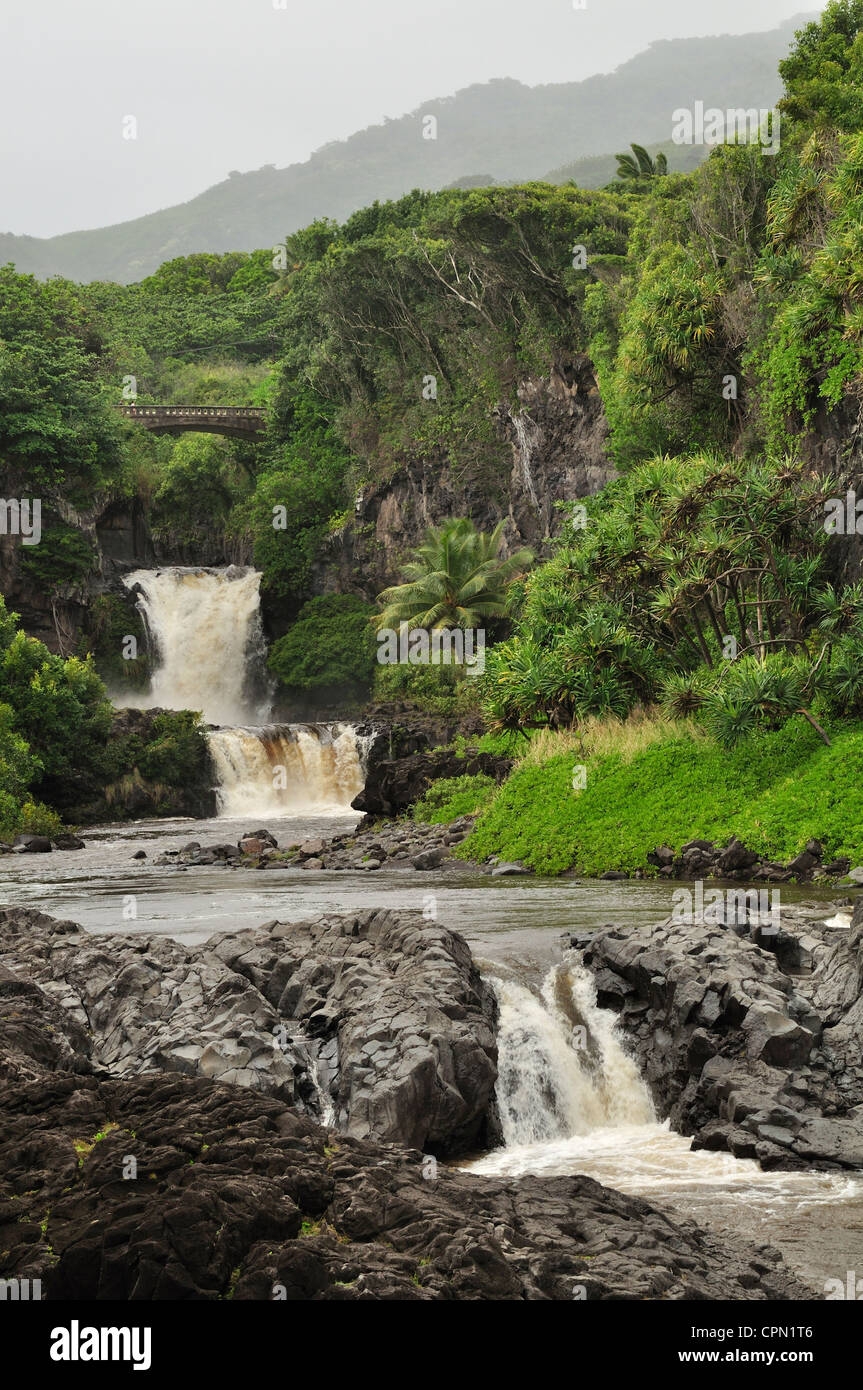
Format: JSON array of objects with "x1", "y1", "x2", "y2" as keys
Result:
[{"x1": 116, "y1": 405, "x2": 266, "y2": 439}]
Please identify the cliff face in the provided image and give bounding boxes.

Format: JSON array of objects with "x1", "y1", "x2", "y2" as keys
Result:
[
  {"x1": 308, "y1": 354, "x2": 616, "y2": 604},
  {"x1": 3, "y1": 356, "x2": 614, "y2": 653}
]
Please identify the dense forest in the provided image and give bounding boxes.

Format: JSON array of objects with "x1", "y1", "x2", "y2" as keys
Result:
[{"x1": 3, "y1": 1, "x2": 863, "y2": 866}]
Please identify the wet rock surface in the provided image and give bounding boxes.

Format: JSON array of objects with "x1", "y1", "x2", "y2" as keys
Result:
[
  {"x1": 0, "y1": 988, "x2": 811, "y2": 1301},
  {"x1": 647, "y1": 835, "x2": 858, "y2": 884},
  {"x1": 0, "y1": 905, "x2": 499, "y2": 1156},
  {"x1": 575, "y1": 900, "x2": 863, "y2": 1171},
  {"x1": 153, "y1": 816, "x2": 480, "y2": 873},
  {"x1": 353, "y1": 748, "x2": 512, "y2": 817}
]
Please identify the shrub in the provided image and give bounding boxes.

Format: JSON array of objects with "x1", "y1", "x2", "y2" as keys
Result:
[
  {"x1": 268, "y1": 594, "x2": 376, "y2": 694},
  {"x1": 412, "y1": 773, "x2": 497, "y2": 823}
]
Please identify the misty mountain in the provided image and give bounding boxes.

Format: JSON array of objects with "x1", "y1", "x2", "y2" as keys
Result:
[{"x1": 0, "y1": 17, "x2": 807, "y2": 285}]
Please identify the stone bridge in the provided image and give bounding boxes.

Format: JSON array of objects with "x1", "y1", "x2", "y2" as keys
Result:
[{"x1": 116, "y1": 405, "x2": 266, "y2": 439}]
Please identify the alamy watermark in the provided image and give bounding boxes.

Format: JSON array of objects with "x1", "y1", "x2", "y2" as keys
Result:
[
  {"x1": 823, "y1": 489, "x2": 863, "y2": 535},
  {"x1": 0, "y1": 1277, "x2": 41, "y2": 1300},
  {"x1": 0, "y1": 498, "x2": 41, "y2": 545},
  {"x1": 824, "y1": 1271, "x2": 863, "y2": 1300},
  {"x1": 376, "y1": 623, "x2": 486, "y2": 676},
  {"x1": 50, "y1": 1322, "x2": 151, "y2": 1370},
  {"x1": 671, "y1": 882, "x2": 781, "y2": 934},
  {"x1": 672, "y1": 102, "x2": 780, "y2": 155}
]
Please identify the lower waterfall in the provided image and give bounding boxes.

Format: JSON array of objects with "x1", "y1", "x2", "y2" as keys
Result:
[
  {"x1": 490, "y1": 959, "x2": 655, "y2": 1147},
  {"x1": 121, "y1": 566, "x2": 369, "y2": 816},
  {"x1": 208, "y1": 723, "x2": 368, "y2": 817}
]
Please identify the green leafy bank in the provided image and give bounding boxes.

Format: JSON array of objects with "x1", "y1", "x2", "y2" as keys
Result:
[
  {"x1": 456, "y1": 721, "x2": 863, "y2": 876},
  {"x1": 0, "y1": 595, "x2": 212, "y2": 836}
]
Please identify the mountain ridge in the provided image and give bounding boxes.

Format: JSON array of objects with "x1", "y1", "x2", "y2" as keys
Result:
[{"x1": 0, "y1": 16, "x2": 811, "y2": 284}]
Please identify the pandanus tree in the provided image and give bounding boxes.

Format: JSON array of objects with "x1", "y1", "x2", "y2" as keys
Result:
[
  {"x1": 483, "y1": 454, "x2": 844, "y2": 741},
  {"x1": 375, "y1": 519, "x2": 533, "y2": 631}
]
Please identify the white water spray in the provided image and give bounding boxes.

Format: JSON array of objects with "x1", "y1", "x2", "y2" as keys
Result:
[
  {"x1": 124, "y1": 566, "x2": 269, "y2": 726},
  {"x1": 208, "y1": 723, "x2": 368, "y2": 817},
  {"x1": 491, "y1": 958, "x2": 654, "y2": 1147},
  {"x1": 470, "y1": 961, "x2": 861, "y2": 1243}
]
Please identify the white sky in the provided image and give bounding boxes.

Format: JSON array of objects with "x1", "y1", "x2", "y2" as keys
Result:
[{"x1": 0, "y1": 0, "x2": 821, "y2": 237}]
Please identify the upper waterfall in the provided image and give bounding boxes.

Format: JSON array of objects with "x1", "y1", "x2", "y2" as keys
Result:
[
  {"x1": 123, "y1": 566, "x2": 272, "y2": 726},
  {"x1": 121, "y1": 565, "x2": 369, "y2": 817}
]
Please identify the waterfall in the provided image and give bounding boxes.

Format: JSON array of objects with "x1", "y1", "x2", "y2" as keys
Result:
[
  {"x1": 490, "y1": 957, "x2": 654, "y2": 1147},
  {"x1": 208, "y1": 723, "x2": 367, "y2": 817},
  {"x1": 512, "y1": 413, "x2": 541, "y2": 512},
  {"x1": 121, "y1": 566, "x2": 369, "y2": 817},
  {"x1": 124, "y1": 566, "x2": 270, "y2": 726}
]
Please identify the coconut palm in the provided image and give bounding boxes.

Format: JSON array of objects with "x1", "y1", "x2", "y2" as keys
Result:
[
  {"x1": 375, "y1": 519, "x2": 533, "y2": 631},
  {"x1": 615, "y1": 144, "x2": 668, "y2": 181}
]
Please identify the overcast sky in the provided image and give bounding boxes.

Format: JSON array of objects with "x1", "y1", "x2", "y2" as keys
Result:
[{"x1": 0, "y1": 0, "x2": 821, "y2": 238}]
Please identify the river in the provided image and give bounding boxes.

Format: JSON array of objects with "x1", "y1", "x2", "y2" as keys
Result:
[
  {"x1": 6, "y1": 562, "x2": 856, "y2": 1296},
  {"x1": 2, "y1": 807, "x2": 860, "y2": 1294}
]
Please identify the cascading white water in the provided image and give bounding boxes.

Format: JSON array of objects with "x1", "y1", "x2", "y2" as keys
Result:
[
  {"x1": 468, "y1": 960, "x2": 862, "y2": 1249},
  {"x1": 512, "y1": 414, "x2": 541, "y2": 512},
  {"x1": 121, "y1": 566, "x2": 369, "y2": 817},
  {"x1": 490, "y1": 958, "x2": 654, "y2": 1147},
  {"x1": 124, "y1": 566, "x2": 270, "y2": 726},
  {"x1": 208, "y1": 723, "x2": 367, "y2": 817}
]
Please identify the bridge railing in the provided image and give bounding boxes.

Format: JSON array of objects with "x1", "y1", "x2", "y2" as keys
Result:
[{"x1": 115, "y1": 405, "x2": 265, "y2": 418}]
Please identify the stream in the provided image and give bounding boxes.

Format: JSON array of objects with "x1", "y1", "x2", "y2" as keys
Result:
[
  {"x1": 5, "y1": 563, "x2": 858, "y2": 1296},
  {"x1": 2, "y1": 808, "x2": 860, "y2": 1294}
]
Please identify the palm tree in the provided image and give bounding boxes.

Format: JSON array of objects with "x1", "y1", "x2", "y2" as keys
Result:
[
  {"x1": 375, "y1": 519, "x2": 533, "y2": 631},
  {"x1": 615, "y1": 144, "x2": 668, "y2": 181}
]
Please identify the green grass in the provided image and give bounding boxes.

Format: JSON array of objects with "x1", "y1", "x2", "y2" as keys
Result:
[
  {"x1": 457, "y1": 720, "x2": 863, "y2": 876},
  {"x1": 412, "y1": 773, "x2": 498, "y2": 823}
]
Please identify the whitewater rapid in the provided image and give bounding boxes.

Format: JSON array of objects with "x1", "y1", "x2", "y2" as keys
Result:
[{"x1": 464, "y1": 958, "x2": 861, "y2": 1277}]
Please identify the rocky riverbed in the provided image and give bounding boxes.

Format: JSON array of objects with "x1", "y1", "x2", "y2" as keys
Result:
[
  {"x1": 149, "y1": 816, "x2": 482, "y2": 873},
  {"x1": 572, "y1": 899, "x2": 863, "y2": 1171},
  {"x1": 0, "y1": 901, "x2": 814, "y2": 1301}
]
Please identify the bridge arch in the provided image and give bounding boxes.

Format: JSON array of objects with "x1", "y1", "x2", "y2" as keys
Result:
[{"x1": 116, "y1": 405, "x2": 266, "y2": 440}]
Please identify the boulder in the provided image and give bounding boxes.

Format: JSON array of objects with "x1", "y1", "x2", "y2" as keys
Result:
[
  {"x1": 353, "y1": 749, "x2": 512, "y2": 817},
  {"x1": 578, "y1": 902, "x2": 863, "y2": 1171},
  {"x1": 716, "y1": 838, "x2": 760, "y2": 874},
  {"x1": 52, "y1": 834, "x2": 85, "y2": 851},
  {"x1": 12, "y1": 835, "x2": 52, "y2": 853},
  {"x1": 0, "y1": 905, "x2": 500, "y2": 1158},
  {"x1": 647, "y1": 844, "x2": 675, "y2": 867},
  {"x1": 411, "y1": 847, "x2": 447, "y2": 870},
  {"x1": 786, "y1": 850, "x2": 818, "y2": 876},
  {"x1": 741, "y1": 1005, "x2": 815, "y2": 1067}
]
